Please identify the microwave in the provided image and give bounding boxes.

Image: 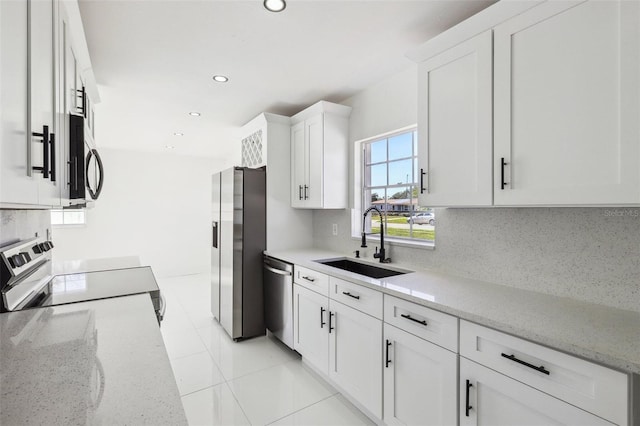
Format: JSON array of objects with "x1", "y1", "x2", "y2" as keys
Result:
[{"x1": 68, "y1": 114, "x2": 103, "y2": 203}]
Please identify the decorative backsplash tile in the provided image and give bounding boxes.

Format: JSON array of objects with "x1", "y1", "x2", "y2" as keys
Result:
[{"x1": 0, "y1": 210, "x2": 51, "y2": 248}]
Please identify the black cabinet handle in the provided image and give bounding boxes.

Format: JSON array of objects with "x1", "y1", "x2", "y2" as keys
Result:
[
  {"x1": 500, "y1": 157, "x2": 508, "y2": 190},
  {"x1": 501, "y1": 353, "x2": 550, "y2": 375},
  {"x1": 32, "y1": 125, "x2": 50, "y2": 178},
  {"x1": 385, "y1": 339, "x2": 392, "y2": 368},
  {"x1": 342, "y1": 291, "x2": 360, "y2": 300},
  {"x1": 465, "y1": 380, "x2": 473, "y2": 417},
  {"x1": 298, "y1": 185, "x2": 303, "y2": 200},
  {"x1": 302, "y1": 275, "x2": 315, "y2": 282},
  {"x1": 320, "y1": 307, "x2": 326, "y2": 328},
  {"x1": 49, "y1": 132, "x2": 56, "y2": 182},
  {"x1": 304, "y1": 185, "x2": 309, "y2": 200},
  {"x1": 329, "y1": 311, "x2": 335, "y2": 333},
  {"x1": 400, "y1": 313, "x2": 427, "y2": 326},
  {"x1": 76, "y1": 86, "x2": 86, "y2": 117},
  {"x1": 420, "y1": 168, "x2": 426, "y2": 194}
]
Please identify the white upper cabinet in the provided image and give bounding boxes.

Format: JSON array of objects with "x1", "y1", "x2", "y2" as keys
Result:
[
  {"x1": 0, "y1": 0, "x2": 39, "y2": 206},
  {"x1": 1, "y1": 0, "x2": 98, "y2": 208},
  {"x1": 412, "y1": 0, "x2": 640, "y2": 207},
  {"x1": 494, "y1": 0, "x2": 640, "y2": 206},
  {"x1": 418, "y1": 30, "x2": 493, "y2": 207},
  {"x1": 290, "y1": 101, "x2": 351, "y2": 209}
]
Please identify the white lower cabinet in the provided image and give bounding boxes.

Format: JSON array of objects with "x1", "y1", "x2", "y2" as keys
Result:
[
  {"x1": 460, "y1": 357, "x2": 613, "y2": 426},
  {"x1": 293, "y1": 284, "x2": 329, "y2": 375},
  {"x1": 329, "y1": 299, "x2": 382, "y2": 419},
  {"x1": 293, "y1": 282, "x2": 383, "y2": 419},
  {"x1": 383, "y1": 323, "x2": 457, "y2": 426}
]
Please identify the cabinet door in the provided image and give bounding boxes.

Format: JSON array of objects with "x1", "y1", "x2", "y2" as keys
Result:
[
  {"x1": 30, "y1": 0, "x2": 61, "y2": 206},
  {"x1": 293, "y1": 284, "x2": 329, "y2": 375},
  {"x1": 0, "y1": 0, "x2": 39, "y2": 205},
  {"x1": 383, "y1": 324, "x2": 457, "y2": 426},
  {"x1": 418, "y1": 30, "x2": 492, "y2": 207},
  {"x1": 460, "y1": 358, "x2": 614, "y2": 426},
  {"x1": 329, "y1": 299, "x2": 382, "y2": 419},
  {"x1": 290, "y1": 121, "x2": 305, "y2": 208},
  {"x1": 494, "y1": 0, "x2": 640, "y2": 206},
  {"x1": 305, "y1": 114, "x2": 324, "y2": 208}
]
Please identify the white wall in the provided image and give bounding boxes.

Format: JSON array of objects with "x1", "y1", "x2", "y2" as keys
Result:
[
  {"x1": 53, "y1": 148, "x2": 224, "y2": 278},
  {"x1": 313, "y1": 66, "x2": 640, "y2": 313}
]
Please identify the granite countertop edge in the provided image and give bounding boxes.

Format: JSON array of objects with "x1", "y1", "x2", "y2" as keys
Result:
[{"x1": 265, "y1": 248, "x2": 640, "y2": 375}]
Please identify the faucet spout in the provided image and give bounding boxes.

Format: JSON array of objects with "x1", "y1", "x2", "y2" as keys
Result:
[{"x1": 362, "y1": 206, "x2": 388, "y2": 263}]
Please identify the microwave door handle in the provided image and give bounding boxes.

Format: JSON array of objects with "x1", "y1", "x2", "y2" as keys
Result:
[
  {"x1": 93, "y1": 149, "x2": 104, "y2": 199},
  {"x1": 86, "y1": 149, "x2": 104, "y2": 200}
]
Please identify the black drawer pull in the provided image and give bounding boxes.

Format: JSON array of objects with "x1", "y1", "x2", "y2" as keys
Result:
[
  {"x1": 342, "y1": 291, "x2": 360, "y2": 300},
  {"x1": 465, "y1": 380, "x2": 473, "y2": 417},
  {"x1": 302, "y1": 275, "x2": 315, "y2": 282},
  {"x1": 329, "y1": 311, "x2": 335, "y2": 333},
  {"x1": 400, "y1": 314, "x2": 427, "y2": 326},
  {"x1": 385, "y1": 339, "x2": 392, "y2": 368},
  {"x1": 501, "y1": 353, "x2": 550, "y2": 375},
  {"x1": 320, "y1": 307, "x2": 326, "y2": 328}
]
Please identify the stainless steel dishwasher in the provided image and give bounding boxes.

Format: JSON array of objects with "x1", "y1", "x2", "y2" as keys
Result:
[{"x1": 263, "y1": 256, "x2": 294, "y2": 349}]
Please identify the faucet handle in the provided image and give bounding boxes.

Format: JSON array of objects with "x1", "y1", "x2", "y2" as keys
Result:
[{"x1": 353, "y1": 250, "x2": 360, "y2": 259}]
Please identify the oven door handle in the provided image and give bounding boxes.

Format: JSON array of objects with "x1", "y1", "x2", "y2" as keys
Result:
[{"x1": 159, "y1": 293, "x2": 167, "y2": 320}]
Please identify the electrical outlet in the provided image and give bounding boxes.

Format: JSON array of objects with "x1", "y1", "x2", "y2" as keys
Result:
[{"x1": 332, "y1": 223, "x2": 338, "y2": 236}]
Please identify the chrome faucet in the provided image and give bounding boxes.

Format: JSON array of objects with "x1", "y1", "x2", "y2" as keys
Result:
[{"x1": 361, "y1": 206, "x2": 389, "y2": 263}]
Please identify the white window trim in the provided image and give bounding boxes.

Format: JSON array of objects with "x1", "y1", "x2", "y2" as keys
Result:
[
  {"x1": 51, "y1": 209, "x2": 87, "y2": 228},
  {"x1": 351, "y1": 125, "x2": 435, "y2": 250}
]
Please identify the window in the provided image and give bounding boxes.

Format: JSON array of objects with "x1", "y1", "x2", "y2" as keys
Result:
[
  {"x1": 51, "y1": 209, "x2": 86, "y2": 226},
  {"x1": 361, "y1": 128, "x2": 434, "y2": 243}
]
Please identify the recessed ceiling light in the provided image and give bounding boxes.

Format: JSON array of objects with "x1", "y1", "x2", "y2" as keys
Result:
[
  {"x1": 173, "y1": 132, "x2": 184, "y2": 136},
  {"x1": 264, "y1": 0, "x2": 286, "y2": 12},
  {"x1": 212, "y1": 75, "x2": 229, "y2": 83},
  {"x1": 189, "y1": 112, "x2": 201, "y2": 117},
  {"x1": 165, "y1": 145, "x2": 175, "y2": 149}
]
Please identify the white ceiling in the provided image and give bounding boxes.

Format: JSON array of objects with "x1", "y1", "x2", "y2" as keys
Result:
[{"x1": 78, "y1": 0, "x2": 495, "y2": 160}]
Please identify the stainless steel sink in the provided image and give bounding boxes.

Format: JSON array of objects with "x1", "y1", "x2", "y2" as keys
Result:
[{"x1": 315, "y1": 258, "x2": 411, "y2": 279}]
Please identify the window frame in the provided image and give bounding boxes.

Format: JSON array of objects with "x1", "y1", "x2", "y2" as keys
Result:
[
  {"x1": 351, "y1": 125, "x2": 435, "y2": 249},
  {"x1": 51, "y1": 209, "x2": 87, "y2": 228}
]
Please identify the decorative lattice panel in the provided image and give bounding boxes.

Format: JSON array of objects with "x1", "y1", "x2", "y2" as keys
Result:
[{"x1": 241, "y1": 129, "x2": 264, "y2": 168}]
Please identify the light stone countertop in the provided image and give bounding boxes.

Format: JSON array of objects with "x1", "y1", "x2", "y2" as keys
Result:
[
  {"x1": 0, "y1": 294, "x2": 187, "y2": 425},
  {"x1": 266, "y1": 248, "x2": 640, "y2": 375}
]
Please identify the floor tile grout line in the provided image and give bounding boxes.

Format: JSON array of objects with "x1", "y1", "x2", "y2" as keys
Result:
[
  {"x1": 263, "y1": 394, "x2": 337, "y2": 425},
  {"x1": 223, "y1": 357, "x2": 301, "y2": 384},
  {"x1": 178, "y1": 381, "x2": 226, "y2": 399},
  {"x1": 219, "y1": 380, "x2": 254, "y2": 425}
]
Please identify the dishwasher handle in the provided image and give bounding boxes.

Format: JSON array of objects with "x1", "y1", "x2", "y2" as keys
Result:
[{"x1": 263, "y1": 264, "x2": 292, "y2": 276}]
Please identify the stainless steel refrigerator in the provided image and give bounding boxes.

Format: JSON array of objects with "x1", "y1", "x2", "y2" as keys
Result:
[{"x1": 211, "y1": 166, "x2": 266, "y2": 340}]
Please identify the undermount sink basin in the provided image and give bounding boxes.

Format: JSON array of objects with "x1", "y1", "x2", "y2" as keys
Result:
[{"x1": 315, "y1": 258, "x2": 411, "y2": 279}]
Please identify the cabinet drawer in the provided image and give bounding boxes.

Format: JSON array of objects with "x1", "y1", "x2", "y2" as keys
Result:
[
  {"x1": 294, "y1": 265, "x2": 329, "y2": 297},
  {"x1": 329, "y1": 277, "x2": 383, "y2": 319},
  {"x1": 384, "y1": 295, "x2": 458, "y2": 352},
  {"x1": 460, "y1": 320, "x2": 628, "y2": 425}
]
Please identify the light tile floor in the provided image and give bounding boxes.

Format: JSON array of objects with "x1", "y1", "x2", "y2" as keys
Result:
[{"x1": 157, "y1": 273, "x2": 375, "y2": 426}]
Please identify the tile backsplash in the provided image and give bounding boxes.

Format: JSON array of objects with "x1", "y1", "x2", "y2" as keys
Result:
[
  {"x1": 0, "y1": 210, "x2": 51, "y2": 247},
  {"x1": 313, "y1": 207, "x2": 640, "y2": 313}
]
